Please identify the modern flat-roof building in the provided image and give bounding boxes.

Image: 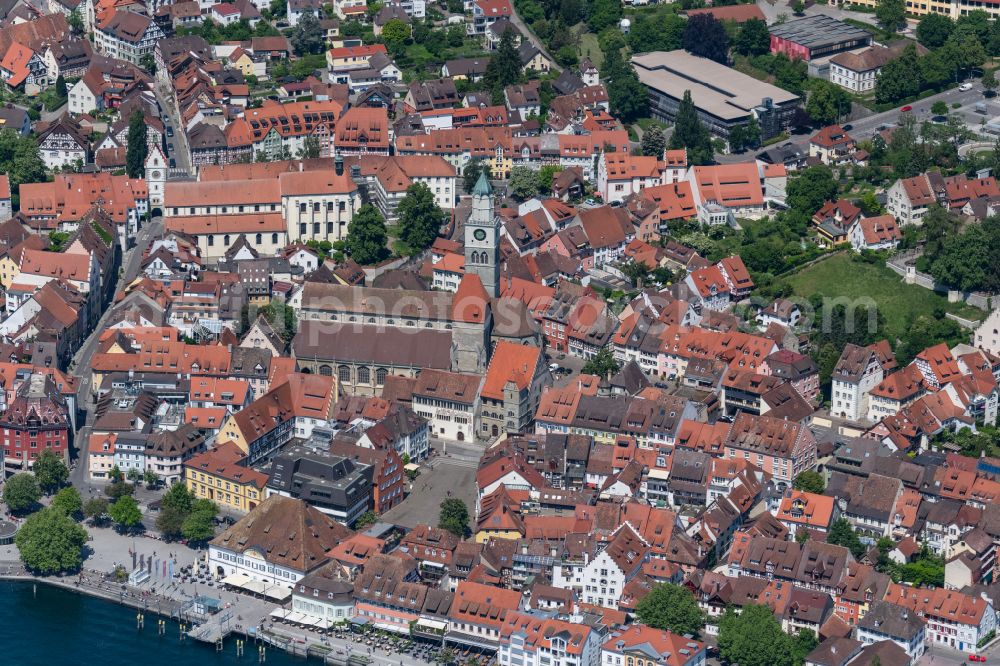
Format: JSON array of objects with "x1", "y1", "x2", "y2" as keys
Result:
[
  {"x1": 769, "y1": 15, "x2": 872, "y2": 61},
  {"x1": 631, "y1": 50, "x2": 799, "y2": 143}
]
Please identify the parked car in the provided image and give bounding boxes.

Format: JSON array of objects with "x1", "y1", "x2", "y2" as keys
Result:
[
  {"x1": 960, "y1": 82, "x2": 974, "y2": 91},
  {"x1": 900, "y1": 105, "x2": 913, "y2": 112}
]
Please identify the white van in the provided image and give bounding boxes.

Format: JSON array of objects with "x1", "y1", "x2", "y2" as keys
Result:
[{"x1": 959, "y1": 82, "x2": 974, "y2": 91}]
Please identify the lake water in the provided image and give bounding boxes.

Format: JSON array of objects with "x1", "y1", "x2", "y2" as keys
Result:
[{"x1": 0, "y1": 580, "x2": 306, "y2": 665}]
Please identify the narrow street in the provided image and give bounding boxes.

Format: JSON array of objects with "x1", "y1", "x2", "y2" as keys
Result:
[
  {"x1": 153, "y1": 79, "x2": 192, "y2": 175},
  {"x1": 67, "y1": 216, "x2": 164, "y2": 489}
]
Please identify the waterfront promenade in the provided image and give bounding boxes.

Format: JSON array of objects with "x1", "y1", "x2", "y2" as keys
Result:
[{"x1": 0, "y1": 524, "x2": 451, "y2": 666}]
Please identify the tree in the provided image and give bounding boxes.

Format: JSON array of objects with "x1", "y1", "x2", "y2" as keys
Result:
[
  {"x1": 290, "y1": 13, "x2": 325, "y2": 55},
  {"x1": 931, "y1": 100, "x2": 949, "y2": 116},
  {"x1": 875, "y1": 45, "x2": 922, "y2": 104},
  {"x1": 181, "y1": 506, "x2": 217, "y2": 544},
  {"x1": 669, "y1": 90, "x2": 713, "y2": 165},
  {"x1": 586, "y1": 0, "x2": 621, "y2": 33},
  {"x1": 162, "y1": 481, "x2": 194, "y2": 514},
  {"x1": 397, "y1": 183, "x2": 446, "y2": 254},
  {"x1": 0, "y1": 130, "x2": 46, "y2": 207},
  {"x1": 439, "y1": 498, "x2": 469, "y2": 538},
  {"x1": 983, "y1": 69, "x2": 998, "y2": 95},
  {"x1": 15, "y1": 507, "x2": 88, "y2": 574},
  {"x1": 538, "y1": 165, "x2": 562, "y2": 195},
  {"x1": 355, "y1": 510, "x2": 379, "y2": 529},
  {"x1": 582, "y1": 347, "x2": 620, "y2": 378},
  {"x1": 143, "y1": 469, "x2": 160, "y2": 489},
  {"x1": 628, "y1": 12, "x2": 685, "y2": 53},
  {"x1": 126, "y1": 110, "x2": 148, "y2": 179},
  {"x1": 464, "y1": 160, "x2": 487, "y2": 192},
  {"x1": 718, "y1": 605, "x2": 795, "y2": 666},
  {"x1": 345, "y1": 204, "x2": 388, "y2": 265},
  {"x1": 381, "y1": 18, "x2": 411, "y2": 47},
  {"x1": 484, "y1": 29, "x2": 521, "y2": 100},
  {"x1": 52, "y1": 486, "x2": 83, "y2": 518},
  {"x1": 827, "y1": 518, "x2": 865, "y2": 558},
  {"x1": 109, "y1": 495, "x2": 143, "y2": 532},
  {"x1": 55, "y1": 74, "x2": 67, "y2": 98},
  {"x1": 509, "y1": 166, "x2": 540, "y2": 201},
  {"x1": 791, "y1": 0, "x2": 805, "y2": 15},
  {"x1": 876, "y1": 0, "x2": 906, "y2": 31},
  {"x1": 787, "y1": 166, "x2": 838, "y2": 216},
  {"x1": 68, "y1": 8, "x2": 84, "y2": 34},
  {"x1": 806, "y1": 80, "x2": 850, "y2": 126},
  {"x1": 641, "y1": 126, "x2": 666, "y2": 158},
  {"x1": 683, "y1": 14, "x2": 730, "y2": 64},
  {"x1": 3, "y1": 472, "x2": 41, "y2": 514},
  {"x1": 734, "y1": 18, "x2": 771, "y2": 57},
  {"x1": 33, "y1": 449, "x2": 68, "y2": 494},
  {"x1": 917, "y1": 13, "x2": 953, "y2": 48},
  {"x1": 793, "y1": 470, "x2": 825, "y2": 494},
  {"x1": 621, "y1": 259, "x2": 651, "y2": 287},
  {"x1": 298, "y1": 136, "x2": 321, "y2": 159},
  {"x1": 635, "y1": 583, "x2": 705, "y2": 636},
  {"x1": 792, "y1": 630, "x2": 819, "y2": 666},
  {"x1": 602, "y1": 49, "x2": 649, "y2": 123},
  {"x1": 83, "y1": 497, "x2": 109, "y2": 523},
  {"x1": 156, "y1": 504, "x2": 187, "y2": 540}
]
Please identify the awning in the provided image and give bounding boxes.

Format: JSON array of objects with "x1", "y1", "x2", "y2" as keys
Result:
[
  {"x1": 270, "y1": 608, "x2": 291, "y2": 620},
  {"x1": 263, "y1": 585, "x2": 291, "y2": 602},
  {"x1": 404, "y1": 463, "x2": 420, "y2": 472},
  {"x1": 286, "y1": 612, "x2": 307, "y2": 624},
  {"x1": 415, "y1": 618, "x2": 448, "y2": 631},
  {"x1": 243, "y1": 580, "x2": 267, "y2": 595},
  {"x1": 221, "y1": 573, "x2": 251, "y2": 588},
  {"x1": 351, "y1": 617, "x2": 369, "y2": 625}
]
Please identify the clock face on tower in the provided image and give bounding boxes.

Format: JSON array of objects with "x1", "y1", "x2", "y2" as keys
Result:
[{"x1": 473, "y1": 229, "x2": 486, "y2": 241}]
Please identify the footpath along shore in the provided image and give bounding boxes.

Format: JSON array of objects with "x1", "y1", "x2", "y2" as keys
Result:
[{"x1": 0, "y1": 561, "x2": 460, "y2": 666}]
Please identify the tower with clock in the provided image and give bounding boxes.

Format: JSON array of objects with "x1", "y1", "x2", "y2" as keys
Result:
[{"x1": 465, "y1": 172, "x2": 500, "y2": 298}]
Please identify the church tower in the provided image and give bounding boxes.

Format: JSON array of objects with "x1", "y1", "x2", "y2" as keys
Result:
[
  {"x1": 145, "y1": 144, "x2": 167, "y2": 209},
  {"x1": 465, "y1": 172, "x2": 500, "y2": 298}
]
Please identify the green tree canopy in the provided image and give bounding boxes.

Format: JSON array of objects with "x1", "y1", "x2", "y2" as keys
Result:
[
  {"x1": 734, "y1": 19, "x2": 771, "y2": 56},
  {"x1": 109, "y1": 495, "x2": 143, "y2": 532},
  {"x1": 355, "y1": 510, "x2": 379, "y2": 529},
  {"x1": 439, "y1": 498, "x2": 469, "y2": 538},
  {"x1": 641, "y1": 125, "x2": 666, "y2": 158},
  {"x1": 52, "y1": 486, "x2": 83, "y2": 518},
  {"x1": 582, "y1": 347, "x2": 620, "y2": 377},
  {"x1": 33, "y1": 449, "x2": 68, "y2": 494},
  {"x1": 805, "y1": 80, "x2": 851, "y2": 126},
  {"x1": 290, "y1": 12, "x2": 326, "y2": 55},
  {"x1": 787, "y1": 166, "x2": 838, "y2": 215},
  {"x1": 3, "y1": 472, "x2": 41, "y2": 513},
  {"x1": 875, "y1": 0, "x2": 906, "y2": 31},
  {"x1": 484, "y1": 29, "x2": 522, "y2": 100},
  {"x1": 793, "y1": 470, "x2": 826, "y2": 494},
  {"x1": 83, "y1": 497, "x2": 109, "y2": 522},
  {"x1": 345, "y1": 204, "x2": 389, "y2": 265},
  {"x1": 628, "y1": 12, "x2": 685, "y2": 53},
  {"x1": 719, "y1": 604, "x2": 796, "y2": 666},
  {"x1": 635, "y1": 583, "x2": 705, "y2": 636},
  {"x1": 0, "y1": 129, "x2": 46, "y2": 207},
  {"x1": 916, "y1": 13, "x2": 954, "y2": 48},
  {"x1": 182, "y1": 502, "x2": 218, "y2": 544},
  {"x1": 397, "y1": 183, "x2": 446, "y2": 253},
  {"x1": 601, "y1": 48, "x2": 649, "y2": 123},
  {"x1": 156, "y1": 504, "x2": 187, "y2": 540},
  {"x1": 509, "y1": 166, "x2": 541, "y2": 201},
  {"x1": 827, "y1": 517, "x2": 866, "y2": 558},
  {"x1": 875, "y1": 44, "x2": 923, "y2": 104},
  {"x1": 15, "y1": 507, "x2": 88, "y2": 574},
  {"x1": 463, "y1": 160, "x2": 488, "y2": 192},
  {"x1": 669, "y1": 90, "x2": 713, "y2": 165},
  {"x1": 683, "y1": 14, "x2": 730, "y2": 64},
  {"x1": 126, "y1": 110, "x2": 148, "y2": 179}
]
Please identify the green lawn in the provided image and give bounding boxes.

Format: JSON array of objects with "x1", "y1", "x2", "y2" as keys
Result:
[
  {"x1": 578, "y1": 32, "x2": 602, "y2": 69},
  {"x1": 786, "y1": 254, "x2": 983, "y2": 339}
]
